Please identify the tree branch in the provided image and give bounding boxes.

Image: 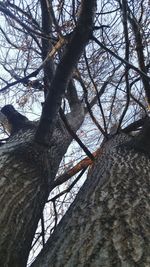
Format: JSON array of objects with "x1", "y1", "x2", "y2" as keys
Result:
[
  {"x1": 40, "y1": 0, "x2": 55, "y2": 97},
  {"x1": 35, "y1": 0, "x2": 97, "y2": 144},
  {"x1": 117, "y1": 0, "x2": 130, "y2": 130},
  {"x1": 0, "y1": 2, "x2": 46, "y2": 39},
  {"x1": 127, "y1": 6, "x2": 150, "y2": 105},
  {"x1": 92, "y1": 36, "x2": 150, "y2": 82},
  {"x1": 59, "y1": 108, "x2": 95, "y2": 161},
  {"x1": 52, "y1": 149, "x2": 101, "y2": 188},
  {"x1": 49, "y1": 168, "x2": 87, "y2": 202}
]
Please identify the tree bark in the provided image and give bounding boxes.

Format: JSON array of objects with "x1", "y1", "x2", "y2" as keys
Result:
[
  {"x1": 0, "y1": 103, "x2": 84, "y2": 267},
  {"x1": 31, "y1": 132, "x2": 150, "y2": 267}
]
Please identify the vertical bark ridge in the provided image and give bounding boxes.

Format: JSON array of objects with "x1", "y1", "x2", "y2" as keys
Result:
[
  {"x1": 0, "y1": 103, "x2": 84, "y2": 267},
  {"x1": 31, "y1": 133, "x2": 150, "y2": 267}
]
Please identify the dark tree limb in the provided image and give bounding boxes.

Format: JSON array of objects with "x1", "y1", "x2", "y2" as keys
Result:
[
  {"x1": 127, "y1": 6, "x2": 150, "y2": 105},
  {"x1": 117, "y1": 0, "x2": 130, "y2": 131},
  {"x1": 40, "y1": 0, "x2": 55, "y2": 97},
  {"x1": 52, "y1": 149, "x2": 101, "y2": 188},
  {"x1": 65, "y1": 79, "x2": 81, "y2": 110},
  {"x1": 122, "y1": 117, "x2": 147, "y2": 134},
  {"x1": 83, "y1": 51, "x2": 107, "y2": 134},
  {"x1": 49, "y1": 168, "x2": 87, "y2": 202},
  {"x1": 92, "y1": 36, "x2": 150, "y2": 82},
  {"x1": 0, "y1": 69, "x2": 40, "y2": 93},
  {"x1": 76, "y1": 74, "x2": 107, "y2": 138},
  {"x1": 41, "y1": 213, "x2": 45, "y2": 247},
  {"x1": 35, "y1": 0, "x2": 97, "y2": 144},
  {"x1": 0, "y1": 2, "x2": 46, "y2": 39},
  {"x1": 59, "y1": 108, "x2": 95, "y2": 161}
]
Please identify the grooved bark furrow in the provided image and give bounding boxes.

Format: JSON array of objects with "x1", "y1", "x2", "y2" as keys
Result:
[
  {"x1": 0, "y1": 104, "x2": 85, "y2": 267},
  {"x1": 31, "y1": 136, "x2": 150, "y2": 267},
  {"x1": 0, "y1": 129, "x2": 59, "y2": 266}
]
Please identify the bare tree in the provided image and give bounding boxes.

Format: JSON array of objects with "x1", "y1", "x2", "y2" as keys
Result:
[{"x1": 0, "y1": 0, "x2": 149, "y2": 266}]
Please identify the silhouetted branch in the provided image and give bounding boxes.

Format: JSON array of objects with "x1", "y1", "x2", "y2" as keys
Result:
[
  {"x1": 53, "y1": 149, "x2": 101, "y2": 188},
  {"x1": 35, "y1": 0, "x2": 97, "y2": 144},
  {"x1": 59, "y1": 108, "x2": 95, "y2": 161},
  {"x1": 92, "y1": 36, "x2": 150, "y2": 82}
]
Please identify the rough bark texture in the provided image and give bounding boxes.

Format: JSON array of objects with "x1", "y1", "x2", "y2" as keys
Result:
[
  {"x1": 0, "y1": 104, "x2": 84, "y2": 267},
  {"x1": 31, "y1": 132, "x2": 150, "y2": 267}
]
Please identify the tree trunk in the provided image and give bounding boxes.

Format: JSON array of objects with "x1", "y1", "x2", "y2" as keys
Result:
[
  {"x1": 0, "y1": 104, "x2": 84, "y2": 267},
  {"x1": 31, "y1": 133, "x2": 150, "y2": 267}
]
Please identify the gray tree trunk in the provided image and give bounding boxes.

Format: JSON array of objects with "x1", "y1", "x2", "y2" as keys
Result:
[
  {"x1": 31, "y1": 132, "x2": 150, "y2": 267},
  {"x1": 0, "y1": 104, "x2": 84, "y2": 267}
]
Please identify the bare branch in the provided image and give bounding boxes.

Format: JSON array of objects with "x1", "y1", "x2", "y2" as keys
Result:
[
  {"x1": 53, "y1": 149, "x2": 101, "y2": 188},
  {"x1": 59, "y1": 108, "x2": 95, "y2": 161},
  {"x1": 92, "y1": 36, "x2": 150, "y2": 82},
  {"x1": 35, "y1": 0, "x2": 97, "y2": 144}
]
